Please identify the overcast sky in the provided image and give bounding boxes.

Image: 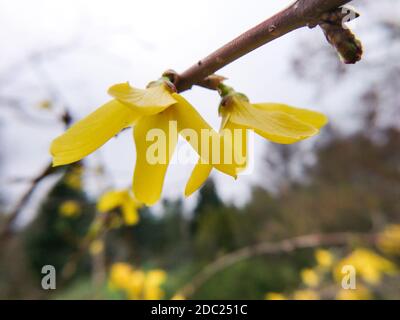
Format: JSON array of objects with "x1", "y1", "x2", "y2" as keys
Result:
[{"x1": 1, "y1": 0, "x2": 396, "y2": 217}]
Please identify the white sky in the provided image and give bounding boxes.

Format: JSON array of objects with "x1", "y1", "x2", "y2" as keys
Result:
[{"x1": 0, "y1": 0, "x2": 396, "y2": 216}]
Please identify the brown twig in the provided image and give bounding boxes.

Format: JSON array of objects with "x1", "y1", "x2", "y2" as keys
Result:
[
  {"x1": 0, "y1": 163, "x2": 59, "y2": 241},
  {"x1": 0, "y1": 111, "x2": 72, "y2": 241},
  {"x1": 177, "y1": 232, "x2": 378, "y2": 298},
  {"x1": 60, "y1": 211, "x2": 113, "y2": 283},
  {"x1": 175, "y1": 0, "x2": 353, "y2": 92}
]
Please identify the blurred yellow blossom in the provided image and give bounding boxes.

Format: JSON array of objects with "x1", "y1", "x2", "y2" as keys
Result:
[
  {"x1": 315, "y1": 249, "x2": 334, "y2": 268},
  {"x1": 336, "y1": 285, "x2": 372, "y2": 300},
  {"x1": 64, "y1": 166, "x2": 83, "y2": 190},
  {"x1": 126, "y1": 270, "x2": 146, "y2": 300},
  {"x1": 378, "y1": 224, "x2": 400, "y2": 256},
  {"x1": 293, "y1": 289, "x2": 319, "y2": 300},
  {"x1": 265, "y1": 292, "x2": 286, "y2": 300},
  {"x1": 301, "y1": 268, "x2": 320, "y2": 288},
  {"x1": 108, "y1": 263, "x2": 167, "y2": 300},
  {"x1": 97, "y1": 189, "x2": 142, "y2": 226},
  {"x1": 59, "y1": 200, "x2": 81, "y2": 218},
  {"x1": 89, "y1": 240, "x2": 104, "y2": 256},
  {"x1": 334, "y1": 248, "x2": 397, "y2": 285},
  {"x1": 109, "y1": 263, "x2": 133, "y2": 291},
  {"x1": 143, "y1": 270, "x2": 167, "y2": 300},
  {"x1": 171, "y1": 294, "x2": 186, "y2": 300}
]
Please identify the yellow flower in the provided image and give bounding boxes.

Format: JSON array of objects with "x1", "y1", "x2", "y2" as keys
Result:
[
  {"x1": 265, "y1": 292, "x2": 286, "y2": 300},
  {"x1": 301, "y1": 268, "x2": 320, "y2": 288},
  {"x1": 59, "y1": 200, "x2": 81, "y2": 218},
  {"x1": 315, "y1": 249, "x2": 334, "y2": 268},
  {"x1": 89, "y1": 240, "x2": 104, "y2": 256},
  {"x1": 293, "y1": 289, "x2": 319, "y2": 300},
  {"x1": 171, "y1": 294, "x2": 186, "y2": 300},
  {"x1": 336, "y1": 285, "x2": 372, "y2": 300},
  {"x1": 378, "y1": 224, "x2": 400, "y2": 256},
  {"x1": 108, "y1": 263, "x2": 133, "y2": 291},
  {"x1": 97, "y1": 189, "x2": 142, "y2": 226},
  {"x1": 108, "y1": 263, "x2": 167, "y2": 300},
  {"x1": 125, "y1": 269, "x2": 166, "y2": 300},
  {"x1": 50, "y1": 80, "x2": 237, "y2": 206},
  {"x1": 64, "y1": 166, "x2": 83, "y2": 190},
  {"x1": 143, "y1": 270, "x2": 167, "y2": 300},
  {"x1": 126, "y1": 270, "x2": 146, "y2": 300},
  {"x1": 145, "y1": 270, "x2": 167, "y2": 287},
  {"x1": 185, "y1": 86, "x2": 328, "y2": 196},
  {"x1": 334, "y1": 248, "x2": 397, "y2": 285}
]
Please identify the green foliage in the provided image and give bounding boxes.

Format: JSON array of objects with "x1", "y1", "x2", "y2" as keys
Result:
[
  {"x1": 192, "y1": 254, "x2": 309, "y2": 300},
  {"x1": 2, "y1": 125, "x2": 400, "y2": 299},
  {"x1": 24, "y1": 165, "x2": 95, "y2": 281}
]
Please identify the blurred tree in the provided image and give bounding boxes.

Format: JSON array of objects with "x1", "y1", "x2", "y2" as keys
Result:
[
  {"x1": 23, "y1": 164, "x2": 94, "y2": 285},
  {"x1": 106, "y1": 199, "x2": 192, "y2": 269},
  {"x1": 192, "y1": 180, "x2": 256, "y2": 261},
  {"x1": 192, "y1": 180, "x2": 223, "y2": 233}
]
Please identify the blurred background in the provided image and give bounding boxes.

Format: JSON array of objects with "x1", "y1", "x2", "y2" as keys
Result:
[{"x1": 0, "y1": 0, "x2": 399, "y2": 299}]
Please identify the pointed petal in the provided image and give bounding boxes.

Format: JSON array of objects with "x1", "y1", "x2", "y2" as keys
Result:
[
  {"x1": 228, "y1": 97, "x2": 320, "y2": 144},
  {"x1": 171, "y1": 93, "x2": 237, "y2": 177},
  {"x1": 108, "y1": 82, "x2": 177, "y2": 116},
  {"x1": 133, "y1": 110, "x2": 178, "y2": 206},
  {"x1": 97, "y1": 190, "x2": 126, "y2": 212},
  {"x1": 253, "y1": 103, "x2": 328, "y2": 129},
  {"x1": 185, "y1": 120, "x2": 248, "y2": 197},
  {"x1": 185, "y1": 118, "x2": 248, "y2": 197},
  {"x1": 223, "y1": 122, "x2": 248, "y2": 173},
  {"x1": 185, "y1": 163, "x2": 213, "y2": 197},
  {"x1": 51, "y1": 100, "x2": 139, "y2": 166},
  {"x1": 121, "y1": 201, "x2": 139, "y2": 225}
]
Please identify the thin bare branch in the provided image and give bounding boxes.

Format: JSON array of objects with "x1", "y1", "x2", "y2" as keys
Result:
[
  {"x1": 0, "y1": 110, "x2": 72, "y2": 240},
  {"x1": 177, "y1": 232, "x2": 378, "y2": 298},
  {"x1": 175, "y1": 0, "x2": 353, "y2": 92}
]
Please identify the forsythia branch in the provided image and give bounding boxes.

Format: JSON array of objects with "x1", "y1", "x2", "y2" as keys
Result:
[
  {"x1": 177, "y1": 232, "x2": 378, "y2": 298},
  {"x1": 175, "y1": 0, "x2": 354, "y2": 92},
  {"x1": 0, "y1": 110, "x2": 72, "y2": 241}
]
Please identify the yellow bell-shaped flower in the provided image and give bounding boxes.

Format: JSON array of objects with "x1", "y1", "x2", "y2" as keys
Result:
[
  {"x1": 185, "y1": 87, "x2": 328, "y2": 196},
  {"x1": 51, "y1": 79, "x2": 238, "y2": 206},
  {"x1": 97, "y1": 189, "x2": 142, "y2": 226}
]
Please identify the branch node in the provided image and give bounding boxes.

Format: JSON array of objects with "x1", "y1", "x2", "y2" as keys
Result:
[
  {"x1": 197, "y1": 74, "x2": 228, "y2": 91},
  {"x1": 162, "y1": 69, "x2": 180, "y2": 85}
]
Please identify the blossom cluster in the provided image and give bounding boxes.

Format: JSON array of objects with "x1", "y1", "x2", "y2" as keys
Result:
[{"x1": 50, "y1": 78, "x2": 327, "y2": 206}]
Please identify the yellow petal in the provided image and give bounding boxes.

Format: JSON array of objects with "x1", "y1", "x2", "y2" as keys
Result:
[
  {"x1": 108, "y1": 82, "x2": 177, "y2": 116},
  {"x1": 185, "y1": 122, "x2": 247, "y2": 197},
  {"x1": 253, "y1": 103, "x2": 328, "y2": 129},
  {"x1": 185, "y1": 163, "x2": 213, "y2": 197},
  {"x1": 133, "y1": 109, "x2": 178, "y2": 206},
  {"x1": 227, "y1": 96, "x2": 321, "y2": 144},
  {"x1": 223, "y1": 122, "x2": 248, "y2": 173},
  {"x1": 121, "y1": 200, "x2": 139, "y2": 225},
  {"x1": 97, "y1": 190, "x2": 126, "y2": 212},
  {"x1": 171, "y1": 93, "x2": 237, "y2": 177},
  {"x1": 51, "y1": 100, "x2": 139, "y2": 166}
]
